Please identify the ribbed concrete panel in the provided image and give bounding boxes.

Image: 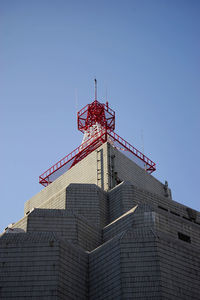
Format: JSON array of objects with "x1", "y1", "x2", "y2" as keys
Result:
[
  {"x1": 1, "y1": 140, "x2": 200, "y2": 299},
  {"x1": 108, "y1": 181, "x2": 200, "y2": 224},
  {"x1": 66, "y1": 184, "x2": 108, "y2": 228},
  {"x1": 89, "y1": 234, "x2": 122, "y2": 299},
  {"x1": 108, "y1": 143, "x2": 169, "y2": 197},
  {"x1": 103, "y1": 207, "x2": 137, "y2": 242},
  {"x1": 158, "y1": 232, "x2": 200, "y2": 300},
  {"x1": 27, "y1": 208, "x2": 102, "y2": 251},
  {"x1": 24, "y1": 143, "x2": 111, "y2": 214},
  {"x1": 57, "y1": 239, "x2": 88, "y2": 299},
  {"x1": 25, "y1": 182, "x2": 108, "y2": 230},
  {"x1": 0, "y1": 232, "x2": 88, "y2": 299},
  {"x1": 103, "y1": 204, "x2": 155, "y2": 242},
  {"x1": 105, "y1": 197, "x2": 200, "y2": 249},
  {"x1": 108, "y1": 182, "x2": 139, "y2": 221},
  {"x1": 0, "y1": 232, "x2": 60, "y2": 299},
  {"x1": 24, "y1": 142, "x2": 170, "y2": 215},
  {"x1": 11, "y1": 215, "x2": 28, "y2": 231},
  {"x1": 120, "y1": 229, "x2": 162, "y2": 299},
  {"x1": 155, "y1": 211, "x2": 200, "y2": 249}
]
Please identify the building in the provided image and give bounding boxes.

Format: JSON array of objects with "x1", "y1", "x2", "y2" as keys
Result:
[{"x1": 0, "y1": 85, "x2": 199, "y2": 299}]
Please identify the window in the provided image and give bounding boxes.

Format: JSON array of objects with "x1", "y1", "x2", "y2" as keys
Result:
[
  {"x1": 158, "y1": 205, "x2": 168, "y2": 212},
  {"x1": 170, "y1": 211, "x2": 180, "y2": 216},
  {"x1": 178, "y1": 232, "x2": 191, "y2": 243}
]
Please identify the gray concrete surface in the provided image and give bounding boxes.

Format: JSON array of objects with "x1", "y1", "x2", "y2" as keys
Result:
[{"x1": 1, "y1": 143, "x2": 200, "y2": 299}]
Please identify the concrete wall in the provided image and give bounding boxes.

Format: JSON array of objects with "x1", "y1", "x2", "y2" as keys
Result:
[
  {"x1": 0, "y1": 232, "x2": 60, "y2": 299},
  {"x1": 103, "y1": 207, "x2": 138, "y2": 242},
  {"x1": 108, "y1": 181, "x2": 200, "y2": 224},
  {"x1": 158, "y1": 232, "x2": 200, "y2": 299},
  {"x1": 57, "y1": 238, "x2": 88, "y2": 299},
  {"x1": 11, "y1": 215, "x2": 28, "y2": 231},
  {"x1": 25, "y1": 142, "x2": 169, "y2": 215},
  {"x1": 24, "y1": 143, "x2": 109, "y2": 214},
  {"x1": 25, "y1": 183, "x2": 108, "y2": 229},
  {"x1": 104, "y1": 199, "x2": 200, "y2": 250},
  {"x1": 1, "y1": 141, "x2": 200, "y2": 299},
  {"x1": 108, "y1": 182, "x2": 138, "y2": 222},
  {"x1": 103, "y1": 204, "x2": 155, "y2": 242},
  {"x1": 7, "y1": 209, "x2": 102, "y2": 252},
  {"x1": 108, "y1": 143, "x2": 171, "y2": 198},
  {"x1": 0, "y1": 232, "x2": 88, "y2": 299},
  {"x1": 155, "y1": 210, "x2": 200, "y2": 249},
  {"x1": 27, "y1": 208, "x2": 102, "y2": 251},
  {"x1": 90, "y1": 225, "x2": 200, "y2": 300},
  {"x1": 66, "y1": 184, "x2": 108, "y2": 228},
  {"x1": 89, "y1": 234, "x2": 122, "y2": 299},
  {"x1": 120, "y1": 229, "x2": 162, "y2": 299},
  {"x1": 89, "y1": 227, "x2": 162, "y2": 300}
]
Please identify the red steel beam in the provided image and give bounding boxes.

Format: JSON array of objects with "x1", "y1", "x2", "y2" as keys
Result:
[
  {"x1": 39, "y1": 130, "x2": 156, "y2": 187},
  {"x1": 39, "y1": 129, "x2": 107, "y2": 186}
]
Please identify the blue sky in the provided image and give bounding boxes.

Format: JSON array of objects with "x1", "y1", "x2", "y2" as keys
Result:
[{"x1": 1, "y1": 0, "x2": 200, "y2": 231}]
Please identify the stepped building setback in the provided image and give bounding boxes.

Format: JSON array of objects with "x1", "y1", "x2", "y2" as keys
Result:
[{"x1": 1, "y1": 81, "x2": 200, "y2": 299}]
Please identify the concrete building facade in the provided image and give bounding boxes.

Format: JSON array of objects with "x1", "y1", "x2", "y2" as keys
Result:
[{"x1": 0, "y1": 142, "x2": 199, "y2": 299}]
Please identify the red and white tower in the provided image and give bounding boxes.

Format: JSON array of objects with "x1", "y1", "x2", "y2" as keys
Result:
[
  {"x1": 78, "y1": 79, "x2": 115, "y2": 146},
  {"x1": 39, "y1": 80, "x2": 156, "y2": 187}
]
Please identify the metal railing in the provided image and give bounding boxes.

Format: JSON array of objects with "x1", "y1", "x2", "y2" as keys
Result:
[
  {"x1": 39, "y1": 129, "x2": 156, "y2": 187},
  {"x1": 39, "y1": 129, "x2": 107, "y2": 186},
  {"x1": 108, "y1": 131, "x2": 156, "y2": 172}
]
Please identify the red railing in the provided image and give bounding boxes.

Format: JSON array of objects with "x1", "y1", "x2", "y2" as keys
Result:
[
  {"x1": 77, "y1": 101, "x2": 115, "y2": 119},
  {"x1": 108, "y1": 131, "x2": 156, "y2": 172},
  {"x1": 39, "y1": 129, "x2": 156, "y2": 187},
  {"x1": 39, "y1": 129, "x2": 107, "y2": 186}
]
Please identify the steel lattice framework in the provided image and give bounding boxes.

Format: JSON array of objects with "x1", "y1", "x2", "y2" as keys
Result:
[
  {"x1": 39, "y1": 82, "x2": 156, "y2": 187},
  {"x1": 77, "y1": 100, "x2": 115, "y2": 133}
]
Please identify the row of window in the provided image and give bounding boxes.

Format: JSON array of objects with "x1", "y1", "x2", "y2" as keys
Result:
[{"x1": 157, "y1": 205, "x2": 191, "y2": 243}]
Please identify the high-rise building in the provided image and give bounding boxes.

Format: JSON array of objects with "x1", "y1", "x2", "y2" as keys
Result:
[{"x1": 0, "y1": 82, "x2": 199, "y2": 299}]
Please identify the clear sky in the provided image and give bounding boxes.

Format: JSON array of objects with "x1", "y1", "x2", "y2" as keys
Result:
[{"x1": 1, "y1": 0, "x2": 200, "y2": 231}]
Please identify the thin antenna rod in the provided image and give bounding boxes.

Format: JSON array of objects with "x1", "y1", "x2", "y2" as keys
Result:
[
  {"x1": 94, "y1": 78, "x2": 97, "y2": 101},
  {"x1": 75, "y1": 88, "x2": 78, "y2": 112}
]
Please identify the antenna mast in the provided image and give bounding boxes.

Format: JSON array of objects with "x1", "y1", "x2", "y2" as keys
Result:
[
  {"x1": 94, "y1": 78, "x2": 97, "y2": 101},
  {"x1": 39, "y1": 81, "x2": 156, "y2": 187}
]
